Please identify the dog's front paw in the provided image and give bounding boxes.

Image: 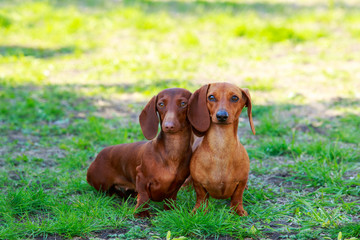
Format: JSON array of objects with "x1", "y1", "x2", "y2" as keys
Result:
[{"x1": 234, "y1": 208, "x2": 248, "y2": 216}]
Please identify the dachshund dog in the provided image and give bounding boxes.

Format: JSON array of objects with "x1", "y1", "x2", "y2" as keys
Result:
[
  {"x1": 187, "y1": 82, "x2": 255, "y2": 216},
  {"x1": 87, "y1": 88, "x2": 192, "y2": 217}
]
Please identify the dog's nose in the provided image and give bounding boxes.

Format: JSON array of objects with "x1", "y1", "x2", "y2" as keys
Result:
[
  {"x1": 164, "y1": 121, "x2": 175, "y2": 131},
  {"x1": 216, "y1": 110, "x2": 229, "y2": 122}
]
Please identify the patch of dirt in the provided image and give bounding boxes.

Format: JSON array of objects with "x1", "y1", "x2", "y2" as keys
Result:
[
  {"x1": 6, "y1": 131, "x2": 41, "y2": 145},
  {"x1": 92, "y1": 97, "x2": 145, "y2": 123},
  {"x1": 292, "y1": 100, "x2": 358, "y2": 120},
  {"x1": 92, "y1": 228, "x2": 128, "y2": 239},
  {"x1": 262, "y1": 221, "x2": 299, "y2": 240},
  {"x1": 207, "y1": 237, "x2": 237, "y2": 240},
  {"x1": 32, "y1": 228, "x2": 131, "y2": 240},
  {"x1": 249, "y1": 169, "x2": 312, "y2": 195},
  {"x1": 8, "y1": 170, "x2": 25, "y2": 181},
  {"x1": 265, "y1": 172, "x2": 294, "y2": 185},
  {"x1": 34, "y1": 233, "x2": 64, "y2": 240},
  {"x1": 293, "y1": 123, "x2": 326, "y2": 135},
  {"x1": 237, "y1": 116, "x2": 260, "y2": 141},
  {"x1": 343, "y1": 167, "x2": 360, "y2": 181},
  {"x1": 0, "y1": 147, "x2": 8, "y2": 166},
  {"x1": 0, "y1": 131, "x2": 67, "y2": 168}
]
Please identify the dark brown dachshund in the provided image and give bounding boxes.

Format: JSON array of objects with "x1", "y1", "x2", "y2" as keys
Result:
[
  {"x1": 187, "y1": 82, "x2": 255, "y2": 216},
  {"x1": 87, "y1": 88, "x2": 192, "y2": 217}
]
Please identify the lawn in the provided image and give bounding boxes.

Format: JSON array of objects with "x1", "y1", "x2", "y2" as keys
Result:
[{"x1": 0, "y1": 0, "x2": 359, "y2": 239}]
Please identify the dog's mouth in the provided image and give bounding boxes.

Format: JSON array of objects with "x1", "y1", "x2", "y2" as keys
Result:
[
  {"x1": 162, "y1": 128, "x2": 181, "y2": 133},
  {"x1": 211, "y1": 117, "x2": 232, "y2": 125},
  {"x1": 213, "y1": 121, "x2": 232, "y2": 125}
]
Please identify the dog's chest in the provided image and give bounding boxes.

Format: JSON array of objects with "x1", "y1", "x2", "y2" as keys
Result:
[
  {"x1": 194, "y1": 147, "x2": 243, "y2": 173},
  {"x1": 149, "y1": 165, "x2": 187, "y2": 201},
  {"x1": 199, "y1": 156, "x2": 244, "y2": 198},
  {"x1": 205, "y1": 156, "x2": 242, "y2": 183},
  {"x1": 191, "y1": 144, "x2": 249, "y2": 197}
]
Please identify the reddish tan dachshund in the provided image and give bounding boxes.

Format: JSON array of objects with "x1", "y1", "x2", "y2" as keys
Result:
[
  {"x1": 87, "y1": 88, "x2": 192, "y2": 218},
  {"x1": 187, "y1": 82, "x2": 255, "y2": 216}
]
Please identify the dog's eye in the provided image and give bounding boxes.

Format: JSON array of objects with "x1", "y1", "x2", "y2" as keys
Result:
[
  {"x1": 180, "y1": 101, "x2": 187, "y2": 107},
  {"x1": 208, "y1": 95, "x2": 216, "y2": 102},
  {"x1": 158, "y1": 102, "x2": 165, "y2": 108},
  {"x1": 231, "y1": 95, "x2": 239, "y2": 102}
]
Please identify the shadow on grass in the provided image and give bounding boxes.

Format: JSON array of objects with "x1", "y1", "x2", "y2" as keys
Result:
[
  {"x1": 0, "y1": 83, "x2": 92, "y2": 131},
  {"x1": 66, "y1": 78, "x2": 198, "y2": 94},
  {"x1": 0, "y1": 79, "x2": 197, "y2": 131},
  {"x1": 1, "y1": 78, "x2": 359, "y2": 146},
  {"x1": 0, "y1": 45, "x2": 76, "y2": 58}
]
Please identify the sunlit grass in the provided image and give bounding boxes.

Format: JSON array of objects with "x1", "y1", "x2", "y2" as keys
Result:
[{"x1": 1, "y1": 0, "x2": 359, "y2": 90}]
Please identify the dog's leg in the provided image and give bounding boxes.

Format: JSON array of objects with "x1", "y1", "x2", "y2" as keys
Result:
[
  {"x1": 192, "y1": 181, "x2": 209, "y2": 213},
  {"x1": 134, "y1": 174, "x2": 150, "y2": 218},
  {"x1": 135, "y1": 193, "x2": 150, "y2": 218},
  {"x1": 230, "y1": 180, "x2": 248, "y2": 216}
]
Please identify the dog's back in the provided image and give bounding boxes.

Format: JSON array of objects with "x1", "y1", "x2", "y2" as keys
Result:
[{"x1": 87, "y1": 141, "x2": 146, "y2": 195}]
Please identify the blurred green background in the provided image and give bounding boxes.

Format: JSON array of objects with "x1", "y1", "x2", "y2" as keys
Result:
[{"x1": 0, "y1": 0, "x2": 359, "y2": 239}]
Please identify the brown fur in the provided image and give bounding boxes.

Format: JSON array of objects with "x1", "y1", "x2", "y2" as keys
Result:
[
  {"x1": 187, "y1": 82, "x2": 255, "y2": 216},
  {"x1": 87, "y1": 88, "x2": 192, "y2": 218}
]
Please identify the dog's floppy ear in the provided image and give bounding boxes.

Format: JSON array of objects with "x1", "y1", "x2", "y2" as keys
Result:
[
  {"x1": 240, "y1": 88, "x2": 256, "y2": 135},
  {"x1": 188, "y1": 84, "x2": 210, "y2": 136},
  {"x1": 139, "y1": 95, "x2": 159, "y2": 140}
]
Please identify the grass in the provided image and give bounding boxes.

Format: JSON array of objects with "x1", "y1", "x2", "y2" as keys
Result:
[{"x1": 0, "y1": 0, "x2": 359, "y2": 239}]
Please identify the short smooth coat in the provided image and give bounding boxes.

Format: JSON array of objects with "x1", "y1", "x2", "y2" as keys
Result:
[
  {"x1": 87, "y1": 88, "x2": 193, "y2": 217},
  {"x1": 188, "y1": 82, "x2": 255, "y2": 216}
]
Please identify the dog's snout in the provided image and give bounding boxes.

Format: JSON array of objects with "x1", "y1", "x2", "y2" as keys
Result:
[
  {"x1": 164, "y1": 121, "x2": 175, "y2": 131},
  {"x1": 216, "y1": 110, "x2": 229, "y2": 122}
]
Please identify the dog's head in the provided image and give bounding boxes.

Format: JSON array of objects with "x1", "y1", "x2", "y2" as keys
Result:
[
  {"x1": 188, "y1": 82, "x2": 255, "y2": 136},
  {"x1": 139, "y1": 88, "x2": 192, "y2": 140}
]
